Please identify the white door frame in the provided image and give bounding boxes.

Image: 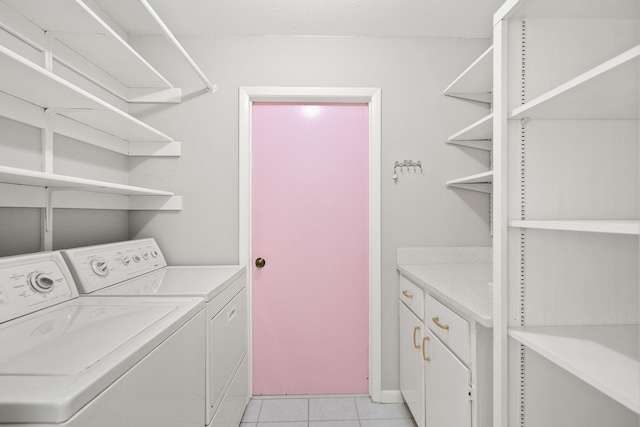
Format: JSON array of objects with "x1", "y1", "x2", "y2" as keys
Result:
[{"x1": 239, "y1": 86, "x2": 382, "y2": 401}]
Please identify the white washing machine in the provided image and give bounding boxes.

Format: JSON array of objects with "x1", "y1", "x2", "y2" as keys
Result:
[
  {"x1": 0, "y1": 251, "x2": 206, "y2": 427},
  {"x1": 61, "y1": 239, "x2": 249, "y2": 427}
]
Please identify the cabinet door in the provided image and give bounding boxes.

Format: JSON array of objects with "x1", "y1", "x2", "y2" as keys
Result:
[
  {"x1": 399, "y1": 302, "x2": 425, "y2": 427},
  {"x1": 424, "y1": 328, "x2": 471, "y2": 427}
]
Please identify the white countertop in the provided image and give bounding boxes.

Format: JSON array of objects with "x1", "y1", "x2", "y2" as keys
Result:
[{"x1": 397, "y1": 263, "x2": 493, "y2": 327}]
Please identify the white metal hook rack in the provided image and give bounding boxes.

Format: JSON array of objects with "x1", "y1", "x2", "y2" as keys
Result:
[{"x1": 393, "y1": 160, "x2": 422, "y2": 181}]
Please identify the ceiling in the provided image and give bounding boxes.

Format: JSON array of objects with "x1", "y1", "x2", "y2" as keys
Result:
[{"x1": 93, "y1": 0, "x2": 505, "y2": 39}]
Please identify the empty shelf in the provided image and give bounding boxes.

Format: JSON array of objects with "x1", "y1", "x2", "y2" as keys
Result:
[
  {"x1": 443, "y1": 46, "x2": 493, "y2": 103},
  {"x1": 2, "y1": 0, "x2": 173, "y2": 91},
  {"x1": 509, "y1": 220, "x2": 640, "y2": 235},
  {"x1": 0, "y1": 44, "x2": 177, "y2": 145},
  {"x1": 446, "y1": 114, "x2": 493, "y2": 150},
  {"x1": 509, "y1": 325, "x2": 639, "y2": 413},
  {"x1": 0, "y1": 166, "x2": 173, "y2": 197},
  {"x1": 510, "y1": 45, "x2": 640, "y2": 120},
  {"x1": 446, "y1": 171, "x2": 493, "y2": 193}
]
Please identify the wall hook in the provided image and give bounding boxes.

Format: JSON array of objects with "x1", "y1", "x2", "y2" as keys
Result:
[{"x1": 393, "y1": 160, "x2": 422, "y2": 182}]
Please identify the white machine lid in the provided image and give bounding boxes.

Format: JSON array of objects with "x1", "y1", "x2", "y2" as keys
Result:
[
  {"x1": 95, "y1": 265, "x2": 245, "y2": 301},
  {"x1": 0, "y1": 302, "x2": 173, "y2": 375},
  {"x1": 0, "y1": 295, "x2": 205, "y2": 424}
]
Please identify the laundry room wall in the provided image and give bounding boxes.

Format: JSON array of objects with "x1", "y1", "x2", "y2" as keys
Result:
[{"x1": 126, "y1": 34, "x2": 492, "y2": 391}]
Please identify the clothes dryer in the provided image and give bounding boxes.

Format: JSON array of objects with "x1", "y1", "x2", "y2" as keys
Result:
[
  {"x1": 0, "y1": 251, "x2": 205, "y2": 427},
  {"x1": 61, "y1": 239, "x2": 249, "y2": 427}
]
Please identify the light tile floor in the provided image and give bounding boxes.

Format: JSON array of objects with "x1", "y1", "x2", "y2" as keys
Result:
[{"x1": 241, "y1": 396, "x2": 415, "y2": 427}]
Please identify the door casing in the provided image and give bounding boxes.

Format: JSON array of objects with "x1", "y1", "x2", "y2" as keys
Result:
[{"x1": 238, "y1": 86, "x2": 382, "y2": 401}]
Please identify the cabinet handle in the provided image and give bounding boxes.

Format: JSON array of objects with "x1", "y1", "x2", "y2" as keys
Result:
[
  {"x1": 402, "y1": 290, "x2": 413, "y2": 299},
  {"x1": 413, "y1": 326, "x2": 421, "y2": 349},
  {"x1": 422, "y1": 336, "x2": 430, "y2": 362},
  {"x1": 432, "y1": 316, "x2": 450, "y2": 330}
]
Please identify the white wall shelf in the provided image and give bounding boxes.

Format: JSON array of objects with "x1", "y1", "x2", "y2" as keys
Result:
[
  {"x1": 446, "y1": 171, "x2": 493, "y2": 194},
  {"x1": 510, "y1": 45, "x2": 640, "y2": 120},
  {"x1": 509, "y1": 325, "x2": 639, "y2": 414},
  {"x1": 0, "y1": 183, "x2": 182, "y2": 211},
  {"x1": 0, "y1": 0, "x2": 181, "y2": 103},
  {"x1": 0, "y1": 166, "x2": 174, "y2": 197},
  {"x1": 509, "y1": 220, "x2": 640, "y2": 235},
  {"x1": 0, "y1": 44, "x2": 181, "y2": 157},
  {"x1": 446, "y1": 114, "x2": 492, "y2": 150},
  {"x1": 443, "y1": 46, "x2": 493, "y2": 103}
]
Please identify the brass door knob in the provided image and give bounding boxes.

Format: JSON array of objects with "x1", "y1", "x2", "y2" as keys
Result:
[{"x1": 255, "y1": 257, "x2": 266, "y2": 268}]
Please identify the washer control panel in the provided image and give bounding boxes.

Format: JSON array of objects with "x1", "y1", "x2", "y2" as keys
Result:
[
  {"x1": 0, "y1": 252, "x2": 78, "y2": 324},
  {"x1": 61, "y1": 238, "x2": 167, "y2": 294}
]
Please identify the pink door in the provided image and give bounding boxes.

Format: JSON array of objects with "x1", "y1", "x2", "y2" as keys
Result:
[{"x1": 252, "y1": 103, "x2": 369, "y2": 395}]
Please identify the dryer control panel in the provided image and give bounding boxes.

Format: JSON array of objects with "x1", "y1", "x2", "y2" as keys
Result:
[
  {"x1": 0, "y1": 252, "x2": 78, "y2": 324},
  {"x1": 62, "y1": 239, "x2": 167, "y2": 294}
]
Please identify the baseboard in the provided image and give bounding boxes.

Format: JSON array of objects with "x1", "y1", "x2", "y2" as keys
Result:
[{"x1": 379, "y1": 390, "x2": 403, "y2": 404}]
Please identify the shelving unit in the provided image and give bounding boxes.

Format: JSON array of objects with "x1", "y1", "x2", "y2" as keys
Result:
[
  {"x1": 0, "y1": 0, "x2": 181, "y2": 103},
  {"x1": 443, "y1": 44, "x2": 494, "y2": 218},
  {"x1": 509, "y1": 325, "x2": 639, "y2": 413},
  {"x1": 446, "y1": 114, "x2": 493, "y2": 150},
  {"x1": 446, "y1": 171, "x2": 493, "y2": 194},
  {"x1": 0, "y1": 0, "x2": 214, "y2": 250},
  {"x1": 510, "y1": 46, "x2": 639, "y2": 120},
  {"x1": 493, "y1": 1, "x2": 639, "y2": 426},
  {"x1": 443, "y1": 46, "x2": 493, "y2": 103},
  {"x1": 0, "y1": 44, "x2": 180, "y2": 155},
  {"x1": 509, "y1": 220, "x2": 640, "y2": 235}
]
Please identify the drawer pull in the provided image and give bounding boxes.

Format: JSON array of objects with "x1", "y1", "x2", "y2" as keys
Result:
[
  {"x1": 432, "y1": 316, "x2": 450, "y2": 330},
  {"x1": 402, "y1": 290, "x2": 413, "y2": 299},
  {"x1": 422, "y1": 336, "x2": 430, "y2": 361},
  {"x1": 413, "y1": 326, "x2": 421, "y2": 349}
]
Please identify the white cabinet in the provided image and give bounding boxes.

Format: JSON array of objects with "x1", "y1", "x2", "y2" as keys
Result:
[
  {"x1": 398, "y1": 267, "x2": 492, "y2": 427},
  {"x1": 399, "y1": 302, "x2": 425, "y2": 427},
  {"x1": 423, "y1": 327, "x2": 472, "y2": 427},
  {"x1": 492, "y1": 0, "x2": 639, "y2": 425}
]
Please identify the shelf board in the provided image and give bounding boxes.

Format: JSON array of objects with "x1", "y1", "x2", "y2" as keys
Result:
[
  {"x1": 446, "y1": 171, "x2": 493, "y2": 193},
  {"x1": 509, "y1": 325, "x2": 639, "y2": 414},
  {"x1": 0, "y1": 166, "x2": 173, "y2": 197},
  {"x1": 510, "y1": 45, "x2": 640, "y2": 120},
  {"x1": 2, "y1": 0, "x2": 173, "y2": 91},
  {"x1": 509, "y1": 220, "x2": 640, "y2": 235},
  {"x1": 0, "y1": 44, "x2": 178, "y2": 146},
  {"x1": 443, "y1": 46, "x2": 493, "y2": 103},
  {"x1": 446, "y1": 113, "x2": 493, "y2": 150},
  {"x1": 495, "y1": 0, "x2": 639, "y2": 24}
]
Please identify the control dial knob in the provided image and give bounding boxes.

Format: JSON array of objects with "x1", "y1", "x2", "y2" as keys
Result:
[
  {"x1": 90, "y1": 260, "x2": 109, "y2": 277},
  {"x1": 29, "y1": 273, "x2": 55, "y2": 294}
]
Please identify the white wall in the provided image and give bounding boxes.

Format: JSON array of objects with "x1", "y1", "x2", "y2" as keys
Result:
[{"x1": 127, "y1": 35, "x2": 492, "y2": 390}]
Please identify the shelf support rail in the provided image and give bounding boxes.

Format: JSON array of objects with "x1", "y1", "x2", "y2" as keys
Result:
[{"x1": 139, "y1": 0, "x2": 217, "y2": 94}]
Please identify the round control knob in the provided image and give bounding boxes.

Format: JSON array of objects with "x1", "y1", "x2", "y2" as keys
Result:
[
  {"x1": 142, "y1": 252, "x2": 150, "y2": 260},
  {"x1": 133, "y1": 255, "x2": 141, "y2": 263},
  {"x1": 90, "y1": 260, "x2": 109, "y2": 277},
  {"x1": 122, "y1": 256, "x2": 131, "y2": 266},
  {"x1": 151, "y1": 250, "x2": 158, "y2": 258},
  {"x1": 29, "y1": 273, "x2": 55, "y2": 293}
]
